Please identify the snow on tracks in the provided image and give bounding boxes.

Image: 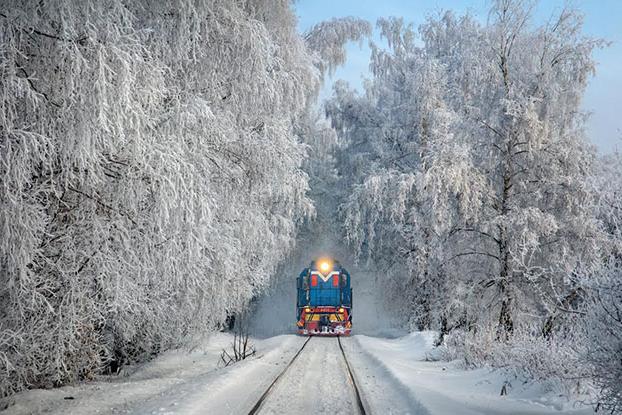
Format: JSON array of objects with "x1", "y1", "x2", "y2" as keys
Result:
[
  {"x1": 337, "y1": 337, "x2": 368, "y2": 415},
  {"x1": 339, "y1": 336, "x2": 430, "y2": 415},
  {"x1": 255, "y1": 337, "x2": 361, "y2": 414},
  {"x1": 132, "y1": 335, "x2": 309, "y2": 415},
  {"x1": 248, "y1": 336, "x2": 312, "y2": 414}
]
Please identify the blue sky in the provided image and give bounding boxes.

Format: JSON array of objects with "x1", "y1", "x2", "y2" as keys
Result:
[{"x1": 294, "y1": 0, "x2": 622, "y2": 153}]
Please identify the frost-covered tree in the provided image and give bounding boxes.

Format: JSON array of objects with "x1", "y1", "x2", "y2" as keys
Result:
[
  {"x1": 304, "y1": 17, "x2": 371, "y2": 80},
  {"x1": 585, "y1": 153, "x2": 622, "y2": 413},
  {"x1": 0, "y1": 0, "x2": 368, "y2": 397},
  {"x1": 451, "y1": 0, "x2": 602, "y2": 340},
  {"x1": 325, "y1": 26, "x2": 478, "y2": 329},
  {"x1": 328, "y1": 0, "x2": 603, "y2": 346}
]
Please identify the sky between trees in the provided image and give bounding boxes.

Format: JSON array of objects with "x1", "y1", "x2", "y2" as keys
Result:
[{"x1": 295, "y1": 0, "x2": 622, "y2": 153}]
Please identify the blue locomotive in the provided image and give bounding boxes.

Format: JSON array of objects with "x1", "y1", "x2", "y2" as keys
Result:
[{"x1": 296, "y1": 258, "x2": 352, "y2": 335}]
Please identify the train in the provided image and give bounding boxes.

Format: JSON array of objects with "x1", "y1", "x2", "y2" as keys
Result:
[{"x1": 296, "y1": 258, "x2": 352, "y2": 335}]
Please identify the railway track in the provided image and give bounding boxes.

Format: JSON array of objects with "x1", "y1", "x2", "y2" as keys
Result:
[
  {"x1": 247, "y1": 336, "x2": 368, "y2": 415},
  {"x1": 337, "y1": 336, "x2": 367, "y2": 415},
  {"x1": 247, "y1": 336, "x2": 312, "y2": 415}
]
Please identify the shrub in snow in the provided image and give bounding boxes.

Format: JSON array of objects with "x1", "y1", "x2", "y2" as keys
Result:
[
  {"x1": 584, "y1": 275, "x2": 622, "y2": 414},
  {"x1": 585, "y1": 154, "x2": 622, "y2": 413},
  {"x1": 445, "y1": 326, "x2": 588, "y2": 383}
]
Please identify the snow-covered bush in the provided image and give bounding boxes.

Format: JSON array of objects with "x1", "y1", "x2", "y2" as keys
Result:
[
  {"x1": 585, "y1": 269, "x2": 622, "y2": 414},
  {"x1": 584, "y1": 274, "x2": 622, "y2": 413},
  {"x1": 444, "y1": 326, "x2": 588, "y2": 384},
  {"x1": 584, "y1": 154, "x2": 622, "y2": 413}
]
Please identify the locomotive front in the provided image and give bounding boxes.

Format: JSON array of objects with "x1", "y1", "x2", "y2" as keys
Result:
[{"x1": 296, "y1": 258, "x2": 352, "y2": 336}]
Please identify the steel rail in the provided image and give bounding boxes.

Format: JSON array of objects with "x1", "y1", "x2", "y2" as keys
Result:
[
  {"x1": 338, "y1": 336, "x2": 368, "y2": 415},
  {"x1": 247, "y1": 336, "x2": 313, "y2": 415}
]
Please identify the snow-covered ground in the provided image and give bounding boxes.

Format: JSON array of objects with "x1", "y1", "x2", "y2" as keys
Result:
[
  {"x1": 1, "y1": 334, "x2": 307, "y2": 415},
  {"x1": 255, "y1": 337, "x2": 359, "y2": 414},
  {"x1": 350, "y1": 332, "x2": 594, "y2": 415},
  {"x1": 1, "y1": 331, "x2": 595, "y2": 415}
]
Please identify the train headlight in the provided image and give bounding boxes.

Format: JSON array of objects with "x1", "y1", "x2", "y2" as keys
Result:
[
  {"x1": 305, "y1": 307, "x2": 311, "y2": 313},
  {"x1": 320, "y1": 261, "x2": 330, "y2": 272},
  {"x1": 338, "y1": 307, "x2": 344, "y2": 313}
]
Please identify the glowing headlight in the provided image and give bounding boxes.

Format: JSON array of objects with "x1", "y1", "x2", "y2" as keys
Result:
[
  {"x1": 305, "y1": 307, "x2": 311, "y2": 313},
  {"x1": 320, "y1": 261, "x2": 330, "y2": 272},
  {"x1": 338, "y1": 307, "x2": 344, "y2": 313}
]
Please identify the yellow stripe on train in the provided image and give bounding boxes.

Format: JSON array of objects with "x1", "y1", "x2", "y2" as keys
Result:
[{"x1": 304, "y1": 314, "x2": 345, "y2": 322}]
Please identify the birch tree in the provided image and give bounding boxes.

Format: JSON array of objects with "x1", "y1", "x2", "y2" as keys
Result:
[
  {"x1": 0, "y1": 0, "x2": 368, "y2": 397},
  {"x1": 328, "y1": 0, "x2": 603, "y2": 344}
]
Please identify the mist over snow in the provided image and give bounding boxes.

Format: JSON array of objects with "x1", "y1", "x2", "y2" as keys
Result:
[
  {"x1": 248, "y1": 126, "x2": 401, "y2": 337},
  {"x1": 248, "y1": 204, "x2": 401, "y2": 339}
]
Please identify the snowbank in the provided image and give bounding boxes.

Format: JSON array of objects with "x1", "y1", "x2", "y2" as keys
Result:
[{"x1": 354, "y1": 332, "x2": 595, "y2": 414}]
